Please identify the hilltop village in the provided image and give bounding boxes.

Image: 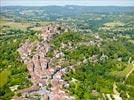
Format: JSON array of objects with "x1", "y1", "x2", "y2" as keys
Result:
[
  {"x1": 1, "y1": 6, "x2": 134, "y2": 100},
  {"x1": 2, "y1": 20, "x2": 133, "y2": 100},
  {"x1": 10, "y1": 21, "x2": 134, "y2": 100},
  {"x1": 12, "y1": 23, "x2": 74, "y2": 100}
]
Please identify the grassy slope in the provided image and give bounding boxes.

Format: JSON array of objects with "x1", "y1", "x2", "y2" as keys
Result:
[
  {"x1": 0, "y1": 69, "x2": 11, "y2": 88},
  {"x1": 112, "y1": 64, "x2": 134, "y2": 78}
]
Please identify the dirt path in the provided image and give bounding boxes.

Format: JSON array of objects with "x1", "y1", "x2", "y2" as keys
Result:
[
  {"x1": 112, "y1": 82, "x2": 122, "y2": 100},
  {"x1": 126, "y1": 57, "x2": 134, "y2": 79}
]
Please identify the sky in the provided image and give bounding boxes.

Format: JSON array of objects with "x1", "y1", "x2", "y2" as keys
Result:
[{"x1": 1, "y1": 0, "x2": 134, "y2": 6}]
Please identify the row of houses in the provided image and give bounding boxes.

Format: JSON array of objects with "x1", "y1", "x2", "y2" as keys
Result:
[{"x1": 14, "y1": 23, "x2": 73, "y2": 100}]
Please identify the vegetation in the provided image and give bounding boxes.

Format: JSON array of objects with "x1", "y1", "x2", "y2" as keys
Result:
[
  {"x1": 0, "y1": 6, "x2": 134, "y2": 100},
  {"x1": 0, "y1": 29, "x2": 38, "y2": 100},
  {"x1": 0, "y1": 69, "x2": 11, "y2": 88},
  {"x1": 50, "y1": 24, "x2": 134, "y2": 99}
]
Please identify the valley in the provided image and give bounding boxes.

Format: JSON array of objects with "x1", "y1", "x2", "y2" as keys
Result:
[{"x1": 0, "y1": 6, "x2": 134, "y2": 100}]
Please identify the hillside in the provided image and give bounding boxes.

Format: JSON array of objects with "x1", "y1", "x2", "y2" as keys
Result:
[{"x1": 0, "y1": 6, "x2": 134, "y2": 100}]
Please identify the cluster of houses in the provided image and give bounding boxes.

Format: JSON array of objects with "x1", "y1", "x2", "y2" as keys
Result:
[
  {"x1": 40, "y1": 23, "x2": 70, "y2": 41},
  {"x1": 12, "y1": 23, "x2": 74, "y2": 100}
]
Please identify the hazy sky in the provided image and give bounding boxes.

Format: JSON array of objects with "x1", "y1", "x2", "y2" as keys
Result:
[{"x1": 1, "y1": 0, "x2": 134, "y2": 6}]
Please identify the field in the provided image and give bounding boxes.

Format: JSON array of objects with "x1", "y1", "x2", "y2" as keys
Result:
[
  {"x1": 0, "y1": 21, "x2": 31, "y2": 30},
  {"x1": 0, "y1": 69, "x2": 11, "y2": 88},
  {"x1": 103, "y1": 21, "x2": 125, "y2": 27},
  {"x1": 112, "y1": 64, "x2": 134, "y2": 78},
  {"x1": 0, "y1": 18, "x2": 50, "y2": 33}
]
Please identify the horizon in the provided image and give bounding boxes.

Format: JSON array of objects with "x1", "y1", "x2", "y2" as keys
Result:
[
  {"x1": 1, "y1": 5, "x2": 134, "y2": 7},
  {"x1": 1, "y1": 0, "x2": 134, "y2": 6}
]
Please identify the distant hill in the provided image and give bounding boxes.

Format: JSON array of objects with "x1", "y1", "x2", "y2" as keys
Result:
[
  {"x1": 1, "y1": 6, "x2": 134, "y2": 13},
  {"x1": 1, "y1": 6, "x2": 134, "y2": 21}
]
